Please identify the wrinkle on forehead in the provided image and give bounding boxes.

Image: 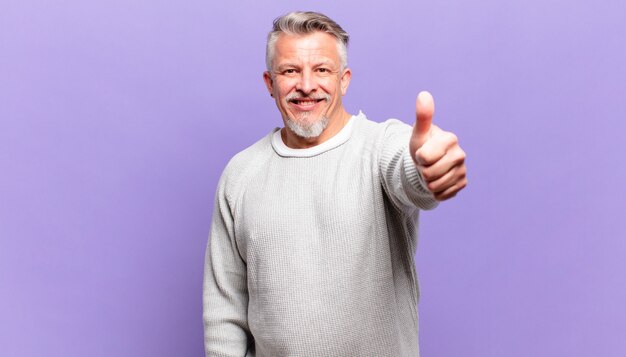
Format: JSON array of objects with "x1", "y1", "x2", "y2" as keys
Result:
[{"x1": 272, "y1": 32, "x2": 341, "y2": 70}]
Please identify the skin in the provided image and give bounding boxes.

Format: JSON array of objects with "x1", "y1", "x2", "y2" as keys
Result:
[{"x1": 264, "y1": 31, "x2": 467, "y2": 201}]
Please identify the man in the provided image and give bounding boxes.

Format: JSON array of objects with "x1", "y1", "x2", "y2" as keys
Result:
[{"x1": 204, "y1": 11, "x2": 467, "y2": 356}]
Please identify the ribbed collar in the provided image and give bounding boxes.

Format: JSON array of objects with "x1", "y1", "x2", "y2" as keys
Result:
[{"x1": 271, "y1": 111, "x2": 364, "y2": 158}]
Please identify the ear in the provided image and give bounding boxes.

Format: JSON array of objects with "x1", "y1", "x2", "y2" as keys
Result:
[
  {"x1": 340, "y1": 68, "x2": 351, "y2": 96},
  {"x1": 263, "y1": 71, "x2": 275, "y2": 96}
]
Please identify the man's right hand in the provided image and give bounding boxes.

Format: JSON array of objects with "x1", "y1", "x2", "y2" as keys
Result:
[{"x1": 409, "y1": 91, "x2": 467, "y2": 201}]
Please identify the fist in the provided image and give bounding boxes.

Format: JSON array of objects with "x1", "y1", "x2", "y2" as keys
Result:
[{"x1": 409, "y1": 91, "x2": 467, "y2": 201}]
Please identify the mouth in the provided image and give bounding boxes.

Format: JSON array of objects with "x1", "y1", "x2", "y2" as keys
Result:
[{"x1": 289, "y1": 98, "x2": 326, "y2": 108}]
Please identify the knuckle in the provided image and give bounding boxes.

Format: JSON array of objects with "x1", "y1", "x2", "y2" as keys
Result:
[
  {"x1": 457, "y1": 178, "x2": 468, "y2": 191},
  {"x1": 453, "y1": 153, "x2": 466, "y2": 168},
  {"x1": 417, "y1": 151, "x2": 431, "y2": 165},
  {"x1": 449, "y1": 145, "x2": 465, "y2": 161},
  {"x1": 458, "y1": 148, "x2": 466, "y2": 161},
  {"x1": 445, "y1": 132, "x2": 458, "y2": 144}
]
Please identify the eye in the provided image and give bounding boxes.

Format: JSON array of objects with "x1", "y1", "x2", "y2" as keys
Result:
[
  {"x1": 317, "y1": 68, "x2": 329, "y2": 73},
  {"x1": 283, "y1": 69, "x2": 297, "y2": 75}
]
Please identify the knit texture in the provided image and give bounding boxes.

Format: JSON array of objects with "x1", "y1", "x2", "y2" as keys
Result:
[{"x1": 204, "y1": 112, "x2": 438, "y2": 356}]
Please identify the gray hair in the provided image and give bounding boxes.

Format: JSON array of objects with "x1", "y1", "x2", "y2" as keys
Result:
[{"x1": 266, "y1": 11, "x2": 349, "y2": 71}]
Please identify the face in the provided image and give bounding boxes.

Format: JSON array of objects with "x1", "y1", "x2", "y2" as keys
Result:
[{"x1": 263, "y1": 31, "x2": 351, "y2": 138}]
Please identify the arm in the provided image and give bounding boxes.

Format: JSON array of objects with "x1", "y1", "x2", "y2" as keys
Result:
[
  {"x1": 379, "y1": 121, "x2": 439, "y2": 212},
  {"x1": 203, "y1": 178, "x2": 252, "y2": 356}
]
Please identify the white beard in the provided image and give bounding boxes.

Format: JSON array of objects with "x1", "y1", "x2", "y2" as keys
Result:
[{"x1": 285, "y1": 113, "x2": 329, "y2": 139}]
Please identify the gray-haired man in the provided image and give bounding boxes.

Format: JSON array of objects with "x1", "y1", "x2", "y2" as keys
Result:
[{"x1": 204, "y1": 11, "x2": 467, "y2": 356}]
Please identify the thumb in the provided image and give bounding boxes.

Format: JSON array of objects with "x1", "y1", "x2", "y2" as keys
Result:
[{"x1": 413, "y1": 91, "x2": 435, "y2": 148}]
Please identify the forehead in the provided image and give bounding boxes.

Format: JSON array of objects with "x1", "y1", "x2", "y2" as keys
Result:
[{"x1": 273, "y1": 31, "x2": 340, "y2": 65}]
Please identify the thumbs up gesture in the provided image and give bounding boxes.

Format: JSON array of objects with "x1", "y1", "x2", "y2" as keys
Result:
[{"x1": 409, "y1": 91, "x2": 467, "y2": 201}]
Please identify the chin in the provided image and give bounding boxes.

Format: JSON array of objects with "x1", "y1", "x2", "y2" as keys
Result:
[{"x1": 286, "y1": 115, "x2": 329, "y2": 139}]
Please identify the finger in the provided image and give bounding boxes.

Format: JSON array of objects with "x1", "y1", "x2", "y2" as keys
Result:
[
  {"x1": 434, "y1": 178, "x2": 467, "y2": 201},
  {"x1": 435, "y1": 190, "x2": 457, "y2": 201},
  {"x1": 413, "y1": 91, "x2": 435, "y2": 148},
  {"x1": 426, "y1": 163, "x2": 467, "y2": 194},
  {"x1": 415, "y1": 127, "x2": 455, "y2": 166},
  {"x1": 419, "y1": 145, "x2": 466, "y2": 182}
]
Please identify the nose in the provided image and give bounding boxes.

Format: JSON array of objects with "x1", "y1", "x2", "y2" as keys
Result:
[{"x1": 295, "y1": 70, "x2": 317, "y2": 94}]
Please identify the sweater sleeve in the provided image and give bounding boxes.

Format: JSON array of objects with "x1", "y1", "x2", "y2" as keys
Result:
[
  {"x1": 378, "y1": 119, "x2": 439, "y2": 212},
  {"x1": 203, "y1": 174, "x2": 252, "y2": 356}
]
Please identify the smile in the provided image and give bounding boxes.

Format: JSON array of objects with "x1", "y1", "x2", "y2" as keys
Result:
[
  {"x1": 290, "y1": 98, "x2": 325, "y2": 104},
  {"x1": 288, "y1": 97, "x2": 327, "y2": 110}
]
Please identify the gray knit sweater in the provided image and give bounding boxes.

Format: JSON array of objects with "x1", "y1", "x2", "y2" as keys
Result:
[{"x1": 203, "y1": 112, "x2": 438, "y2": 357}]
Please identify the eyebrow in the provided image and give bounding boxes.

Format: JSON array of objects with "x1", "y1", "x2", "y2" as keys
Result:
[
  {"x1": 276, "y1": 60, "x2": 336, "y2": 70},
  {"x1": 276, "y1": 63, "x2": 300, "y2": 70}
]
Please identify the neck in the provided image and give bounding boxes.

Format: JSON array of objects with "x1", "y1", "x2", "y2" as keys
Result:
[{"x1": 281, "y1": 110, "x2": 352, "y2": 149}]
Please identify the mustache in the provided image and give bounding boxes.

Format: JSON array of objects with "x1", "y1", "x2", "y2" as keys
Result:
[{"x1": 285, "y1": 93, "x2": 331, "y2": 101}]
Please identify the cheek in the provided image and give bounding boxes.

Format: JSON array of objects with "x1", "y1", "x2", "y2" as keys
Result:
[
  {"x1": 321, "y1": 77, "x2": 342, "y2": 91},
  {"x1": 276, "y1": 83, "x2": 295, "y2": 98}
]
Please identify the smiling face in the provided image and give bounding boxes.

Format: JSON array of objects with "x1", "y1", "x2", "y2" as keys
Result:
[{"x1": 263, "y1": 31, "x2": 351, "y2": 146}]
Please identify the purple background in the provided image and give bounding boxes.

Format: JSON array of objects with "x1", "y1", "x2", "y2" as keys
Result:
[{"x1": 1, "y1": 1, "x2": 625, "y2": 356}]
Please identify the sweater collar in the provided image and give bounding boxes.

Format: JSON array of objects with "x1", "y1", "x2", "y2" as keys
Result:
[{"x1": 271, "y1": 111, "x2": 365, "y2": 158}]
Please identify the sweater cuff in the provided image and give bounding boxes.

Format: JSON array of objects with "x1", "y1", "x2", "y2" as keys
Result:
[{"x1": 402, "y1": 149, "x2": 439, "y2": 210}]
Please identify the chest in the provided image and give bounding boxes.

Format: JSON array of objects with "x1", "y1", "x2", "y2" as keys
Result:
[{"x1": 234, "y1": 151, "x2": 384, "y2": 262}]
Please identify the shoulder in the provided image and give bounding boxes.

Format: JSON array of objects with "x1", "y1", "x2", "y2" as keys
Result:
[
  {"x1": 217, "y1": 130, "x2": 276, "y2": 199},
  {"x1": 351, "y1": 113, "x2": 413, "y2": 147}
]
